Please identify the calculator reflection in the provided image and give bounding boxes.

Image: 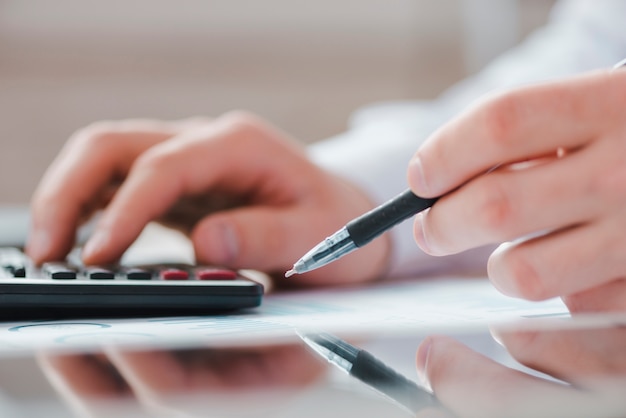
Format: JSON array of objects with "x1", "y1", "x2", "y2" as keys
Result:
[{"x1": 0, "y1": 323, "x2": 621, "y2": 418}]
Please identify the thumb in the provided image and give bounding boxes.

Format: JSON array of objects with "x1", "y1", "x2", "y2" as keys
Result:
[{"x1": 191, "y1": 206, "x2": 308, "y2": 274}]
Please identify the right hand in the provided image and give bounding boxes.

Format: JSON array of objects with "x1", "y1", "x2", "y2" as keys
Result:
[{"x1": 26, "y1": 112, "x2": 390, "y2": 286}]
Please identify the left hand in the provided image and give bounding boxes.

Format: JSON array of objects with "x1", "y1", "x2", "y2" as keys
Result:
[
  {"x1": 407, "y1": 69, "x2": 626, "y2": 312},
  {"x1": 38, "y1": 344, "x2": 325, "y2": 417},
  {"x1": 26, "y1": 113, "x2": 390, "y2": 286}
]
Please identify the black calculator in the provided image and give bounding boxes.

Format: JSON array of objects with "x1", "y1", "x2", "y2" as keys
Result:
[{"x1": 0, "y1": 247, "x2": 264, "y2": 319}]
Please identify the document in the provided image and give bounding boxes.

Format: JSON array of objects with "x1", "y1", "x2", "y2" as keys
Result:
[{"x1": 0, "y1": 277, "x2": 569, "y2": 355}]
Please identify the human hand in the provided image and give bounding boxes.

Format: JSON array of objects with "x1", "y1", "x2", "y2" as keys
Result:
[
  {"x1": 26, "y1": 112, "x2": 390, "y2": 286},
  {"x1": 407, "y1": 69, "x2": 626, "y2": 310},
  {"x1": 38, "y1": 343, "x2": 325, "y2": 417},
  {"x1": 414, "y1": 325, "x2": 626, "y2": 418}
]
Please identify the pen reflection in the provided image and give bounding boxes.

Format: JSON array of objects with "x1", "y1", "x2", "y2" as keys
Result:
[{"x1": 35, "y1": 323, "x2": 626, "y2": 418}]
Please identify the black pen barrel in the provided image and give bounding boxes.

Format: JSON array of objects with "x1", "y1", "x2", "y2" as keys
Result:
[
  {"x1": 351, "y1": 349, "x2": 438, "y2": 413},
  {"x1": 346, "y1": 189, "x2": 437, "y2": 247}
]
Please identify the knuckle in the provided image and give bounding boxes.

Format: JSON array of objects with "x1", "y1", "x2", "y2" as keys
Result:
[
  {"x1": 218, "y1": 111, "x2": 275, "y2": 145},
  {"x1": 474, "y1": 177, "x2": 515, "y2": 236},
  {"x1": 69, "y1": 121, "x2": 122, "y2": 150},
  {"x1": 480, "y1": 92, "x2": 522, "y2": 149},
  {"x1": 221, "y1": 111, "x2": 263, "y2": 133}
]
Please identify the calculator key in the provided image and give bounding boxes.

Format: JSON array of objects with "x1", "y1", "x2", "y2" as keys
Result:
[
  {"x1": 160, "y1": 269, "x2": 189, "y2": 280},
  {"x1": 124, "y1": 268, "x2": 153, "y2": 280},
  {"x1": 85, "y1": 267, "x2": 115, "y2": 280},
  {"x1": 43, "y1": 263, "x2": 77, "y2": 280},
  {"x1": 8, "y1": 266, "x2": 26, "y2": 278},
  {"x1": 196, "y1": 268, "x2": 236, "y2": 281}
]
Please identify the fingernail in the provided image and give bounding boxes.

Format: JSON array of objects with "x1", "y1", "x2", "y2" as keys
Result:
[
  {"x1": 408, "y1": 154, "x2": 429, "y2": 196},
  {"x1": 416, "y1": 337, "x2": 433, "y2": 386},
  {"x1": 413, "y1": 212, "x2": 431, "y2": 254},
  {"x1": 26, "y1": 230, "x2": 52, "y2": 263},
  {"x1": 82, "y1": 230, "x2": 110, "y2": 261}
]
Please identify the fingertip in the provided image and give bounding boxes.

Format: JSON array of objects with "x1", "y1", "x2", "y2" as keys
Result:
[
  {"x1": 26, "y1": 225, "x2": 75, "y2": 265},
  {"x1": 25, "y1": 229, "x2": 53, "y2": 265},
  {"x1": 81, "y1": 229, "x2": 124, "y2": 265},
  {"x1": 415, "y1": 335, "x2": 462, "y2": 392},
  {"x1": 81, "y1": 235, "x2": 106, "y2": 265}
]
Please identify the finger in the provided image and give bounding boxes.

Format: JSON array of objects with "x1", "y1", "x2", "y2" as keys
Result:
[
  {"x1": 104, "y1": 347, "x2": 211, "y2": 417},
  {"x1": 416, "y1": 335, "x2": 599, "y2": 418},
  {"x1": 191, "y1": 206, "x2": 310, "y2": 272},
  {"x1": 493, "y1": 327, "x2": 626, "y2": 386},
  {"x1": 412, "y1": 141, "x2": 612, "y2": 256},
  {"x1": 27, "y1": 119, "x2": 193, "y2": 264},
  {"x1": 408, "y1": 70, "x2": 626, "y2": 198},
  {"x1": 80, "y1": 113, "x2": 307, "y2": 264},
  {"x1": 37, "y1": 352, "x2": 132, "y2": 417},
  {"x1": 193, "y1": 203, "x2": 389, "y2": 285},
  {"x1": 192, "y1": 205, "x2": 380, "y2": 285},
  {"x1": 103, "y1": 348, "x2": 302, "y2": 403},
  {"x1": 563, "y1": 278, "x2": 626, "y2": 313},
  {"x1": 107, "y1": 345, "x2": 322, "y2": 395},
  {"x1": 487, "y1": 221, "x2": 626, "y2": 301},
  {"x1": 105, "y1": 348, "x2": 198, "y2": 395},
  {"x1": 81, "y1": 112, "x2": 389, "y2": 284}
]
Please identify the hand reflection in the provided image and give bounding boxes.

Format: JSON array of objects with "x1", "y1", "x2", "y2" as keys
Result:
[
  {"x1": 415, "y1": 325, "x2": 626, "y2": 418},
  {"x1": 38, "y1": 343, "x2": 325, "y2": 417}
]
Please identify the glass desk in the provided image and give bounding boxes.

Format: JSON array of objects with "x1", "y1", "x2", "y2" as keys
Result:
[{"x1": 0, "y1": 311, "x2": 624, "y2": 417}]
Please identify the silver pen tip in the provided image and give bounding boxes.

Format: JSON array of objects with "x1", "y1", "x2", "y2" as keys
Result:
[{"x1": 285, "y1": 268, "x2": 296, "y2": 278}]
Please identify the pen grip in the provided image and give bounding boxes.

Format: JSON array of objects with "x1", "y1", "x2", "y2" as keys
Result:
[
  {"x1": 352, "y1": 350, "x2": 438, "y2": 413},
  {"x1": 346, "y1": 189, "x2": 437, "y2": 247}
]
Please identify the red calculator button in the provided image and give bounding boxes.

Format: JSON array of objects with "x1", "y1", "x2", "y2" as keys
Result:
[
  {"x1": 160, "y1": 269, "x2": 189, "y2": 280},
  {"x1": 196, "y1": 268, "x2": 236, "y2": 281}
]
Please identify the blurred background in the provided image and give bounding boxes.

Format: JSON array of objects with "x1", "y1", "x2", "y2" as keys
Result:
[{"x1": 0, "y1": 0, "x2": 555, "y2": 203}]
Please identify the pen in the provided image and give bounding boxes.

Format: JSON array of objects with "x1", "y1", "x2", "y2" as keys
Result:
[
  {"x1": 286, "y1": 189, "x2": 437, "y2": 277},
  {"x1": 299, "y1": 332, "x2": 439, "y2": 414}
]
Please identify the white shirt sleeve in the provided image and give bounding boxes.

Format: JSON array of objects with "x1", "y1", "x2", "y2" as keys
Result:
[{"x1": 308, "y1": 0, "x2": 626, "y2": 279}]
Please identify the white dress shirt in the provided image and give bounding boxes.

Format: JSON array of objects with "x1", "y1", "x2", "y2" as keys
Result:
[{"x1": 308, "y1": 0, "x2": 626, "y2": 279}]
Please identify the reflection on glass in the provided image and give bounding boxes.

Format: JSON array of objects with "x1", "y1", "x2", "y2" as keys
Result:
[{"x1": 16, "y1": 322, "x2": 626, "y2": 418}]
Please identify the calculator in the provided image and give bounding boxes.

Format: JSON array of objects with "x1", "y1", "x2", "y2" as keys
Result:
[{"x1": 0, "y1": 247, "x2": 264, "y2": 319}]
